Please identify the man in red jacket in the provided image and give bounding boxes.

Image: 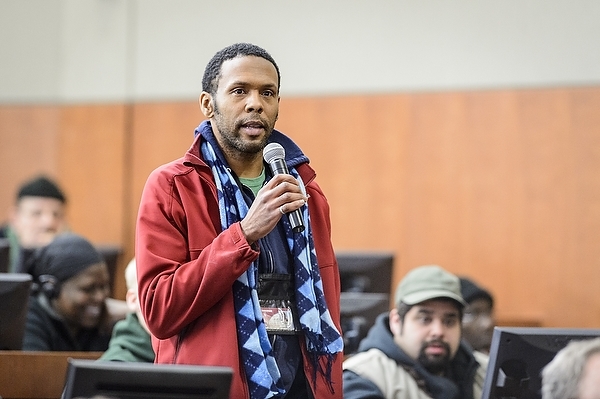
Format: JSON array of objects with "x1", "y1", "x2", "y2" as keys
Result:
[{"x1": 136, "y1": 43, "x2": 344, "y2": 399}]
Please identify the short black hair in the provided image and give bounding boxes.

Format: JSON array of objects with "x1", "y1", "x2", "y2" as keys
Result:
[
  {"x1": 459, "y1": 277, "x2": 494, "y2": 307},
  {"x1": 17, "y1": 175, "x2": 66, "y2": 204},
  {"x1": 201, "y1": 43, "x2": 281, "y2": 95}
]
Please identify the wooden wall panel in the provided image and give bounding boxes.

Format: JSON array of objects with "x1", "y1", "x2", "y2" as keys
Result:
[
  {"x1": 126, "y1": 102, "x2": 204, "y2": 274},
  {"x1": 0, "y1": 106, "x2": 61, "y2": 217},
  {"x1": 277, "y1": 88, "x2": 600, "y2": 328},
  {"x1": 56, "y1": 104, "x2": 128, "y2": 297},
  {"x1": 277, "y1": 95, "x2": 409, "y2": 252},
  {"x1": 57, "y1": 105, "x2": 126, "y2": 243},
  {"x1": 1, "y1": 87, "x2": 599, "y2": 329}
]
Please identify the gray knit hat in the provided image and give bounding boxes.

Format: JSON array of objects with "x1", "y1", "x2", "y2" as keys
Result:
[{"x1": 31, "y1": 232, "x2": 103, "y2": 283}]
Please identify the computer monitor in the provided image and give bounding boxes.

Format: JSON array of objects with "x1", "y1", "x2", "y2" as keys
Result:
[
  {"x1": 336, "y1": 251, "x2": 395, "y2": 355},
  {"x1": 62, "y1": 359, "x2": 233, "y2": 399},
  {"x1": 340, "y1": 291, "x2": 390, "y2": 355},
  {"x1": 0, "y1": 273, "x2": 32, "y2": 350},
  {"x1": 481, "y1": 326, "x2": 600, "y2": 399},
  {"x1": 336, "y1": 251, "x2": 394, "y2": 294},
  {"x1": 0, "y1": 238, "x2": 11, "y2": 273}
]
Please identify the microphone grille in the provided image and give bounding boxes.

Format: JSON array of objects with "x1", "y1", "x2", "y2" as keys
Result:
[{"x1": 263, "y1": 142, "x2": 285, "y2": 164}]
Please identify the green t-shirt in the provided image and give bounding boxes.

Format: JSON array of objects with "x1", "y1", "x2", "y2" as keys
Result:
[{"x1": 238, "y1": 167, "x2": 266, "y2": 197}]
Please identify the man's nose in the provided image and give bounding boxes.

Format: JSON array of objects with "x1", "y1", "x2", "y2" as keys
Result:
[
  {"x1": 40, "y1": 212, "x2": 60, "y2": 228},
  {"x1": 429, "y1": 319, "x2": 445, "y2": 337},
  {"x1": 245, "y1": 91, "x2": 264, "y2": 113}
]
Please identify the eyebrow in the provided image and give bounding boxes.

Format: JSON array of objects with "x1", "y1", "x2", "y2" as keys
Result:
[
  {"x1": 227, "y1": 80, "x2": 278, "y2": 90},
  {"x1": 416, "y1": 307, "x2": 459, "y2": 318}
]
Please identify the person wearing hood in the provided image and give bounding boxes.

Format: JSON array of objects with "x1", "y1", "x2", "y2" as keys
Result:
[
  {"x1": 343, "y1": 265, "x2": 488, "y2": 399},
  {"x1": 22, "y1": 232, "x2": 112, "y2": 351}
]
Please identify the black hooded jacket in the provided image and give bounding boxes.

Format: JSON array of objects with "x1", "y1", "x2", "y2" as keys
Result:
[{"x1": 343, "y1": 313, "x2": 487, "y2": 399}]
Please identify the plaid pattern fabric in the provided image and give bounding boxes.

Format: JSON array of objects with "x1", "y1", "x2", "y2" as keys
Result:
[{"x1": 200, "y1": 138, "x2": 342, "y2": 398}]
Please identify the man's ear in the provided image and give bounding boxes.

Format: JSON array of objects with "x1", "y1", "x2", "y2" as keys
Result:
[
  {"x1": 199, "y1": 92, "x2": 214, "y2": 118},
  {"x1": 389, "y1": 308, "x2": 402, "y2": 336},
  {"x1": 125, "y1": 288, "x2": 138, "y2": 313}
]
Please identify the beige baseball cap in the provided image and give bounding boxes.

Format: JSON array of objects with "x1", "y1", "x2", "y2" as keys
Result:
[{"x1": 394, "y1": 265, "x2": 467, "y2": 307}]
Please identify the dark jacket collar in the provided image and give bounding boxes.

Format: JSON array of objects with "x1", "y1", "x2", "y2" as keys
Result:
[{"x1": 358, "y1": 313, "x2": 480, "y2": 399}]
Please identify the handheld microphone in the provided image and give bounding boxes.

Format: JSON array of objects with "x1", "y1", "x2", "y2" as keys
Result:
[{"x1": 263, "y1": 142, "x2": 305, "y2": 233}]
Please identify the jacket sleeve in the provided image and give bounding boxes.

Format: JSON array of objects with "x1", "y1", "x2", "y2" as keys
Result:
[
  {"x1": 135, "y1": 166, "x2": 258, "y2": 339},
  {"x1": 343, "y1": 370, "x2": 386, "y2": 399},
  {"x1": 22, "y1": 298, "x2": 53, "y2": 351}
]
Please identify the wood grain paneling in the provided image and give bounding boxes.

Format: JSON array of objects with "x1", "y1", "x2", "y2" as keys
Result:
[
  {"x1": 0, "y1": 105, "x2": 61, "y2": 216},
  {"x1": 126, "y1": 101, "x2": 204, "y2": 271},
  {"x1": 0, "y1": 351, "x2": 102, "y2": 399},
  {"x1": 57, "y1": 104, "x2": 128, "y2": 297},
  {"x1": 277, "y1": 88, "x2": 600, "y2": 328},
  {"x1": 1, "y1": 87, "x2": 599, "y2": 329}
]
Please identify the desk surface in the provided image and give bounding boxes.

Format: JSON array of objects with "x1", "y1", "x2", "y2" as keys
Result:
[{"x1": 0, "y1": 351, "x2": 103, "y2": 399}]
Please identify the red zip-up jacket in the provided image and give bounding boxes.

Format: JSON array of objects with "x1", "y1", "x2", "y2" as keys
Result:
[{"x1": 135, "y1": 129, "x2": 343, "y2": 398}]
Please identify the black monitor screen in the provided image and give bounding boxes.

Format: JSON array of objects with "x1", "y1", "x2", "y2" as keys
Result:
[
  {"x1": 0, "y1": 273, "x2": 32, "y2": 350},
  {"x1": 336, "y1": 251, "x2": 394, "y2": 355},
  {"x1": 336, "y1": 251, "x2": 394, "y2": 294},
  {"x1": 0, "y1": 238, "x2": 10, "y2": 273},
  {"x1": 62, "y1": 359, "x2": 233, "y2": 399},
  {"x1": 481, "y1": 326, "x2": 600, "y2": 399},
  {"x1": 340, "y1": 291, "x2": 390, "y2": 355}
]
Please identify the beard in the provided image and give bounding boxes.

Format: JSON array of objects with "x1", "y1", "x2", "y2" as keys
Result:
[
  {"x1": 417, "y1": 339, "x2": 452, "y2": 375},
  {"x1": 212, "y1": 102, "x2": 276, "y2": 156}
]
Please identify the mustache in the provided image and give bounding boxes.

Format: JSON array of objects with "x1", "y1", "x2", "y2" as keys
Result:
[
  {"x1": 421, "y1": 339, "x2": 451, "y2": 352},
  {"x1": 237, "y1": 117, "x2": 268, "y2": 129}
]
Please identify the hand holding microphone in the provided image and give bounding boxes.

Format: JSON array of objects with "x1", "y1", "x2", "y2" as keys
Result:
[{"x1": 263, "y1": 143, "x2": 305, "y2": 233}]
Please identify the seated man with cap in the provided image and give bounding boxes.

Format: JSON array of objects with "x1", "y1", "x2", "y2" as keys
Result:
[{"x1": 343, "y1": 265, "x2": 488, "y2": 399}]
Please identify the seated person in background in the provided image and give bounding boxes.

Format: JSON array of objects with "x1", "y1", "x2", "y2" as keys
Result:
[
  {"x1": 99, "y1": 258, "x2": 154, "y2": 362},
  {"x1": 0, "y1": 175, "x2": 68, "y2": 273},
  {"x1": 343, "y1": 265, "x2": 488, "y2": 399},
  {"x1": 541, "y1": 337, "x2": 600, "y2": 399},
  {"x1": 23, "y1": 232, "x2": 113, "y2": 351},
  {"x1": 459, "y1": 277, "x2": 495, "y2": 354}
]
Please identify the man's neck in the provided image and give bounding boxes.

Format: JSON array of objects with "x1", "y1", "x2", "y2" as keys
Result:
[{"x1": 224, "y1": 152, "x2": 264, "y2": 178}]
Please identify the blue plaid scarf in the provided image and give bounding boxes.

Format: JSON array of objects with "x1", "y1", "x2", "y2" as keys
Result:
[{"x1": 200, "y1": 137, "x2": 343, "y2": 399}]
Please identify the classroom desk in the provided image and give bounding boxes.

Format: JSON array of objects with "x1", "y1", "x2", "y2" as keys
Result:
[{"x1": 0, "y1": 351, "x2": 103, "y2": 399}]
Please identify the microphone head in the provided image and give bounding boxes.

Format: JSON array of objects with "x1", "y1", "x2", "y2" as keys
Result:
[{"x1": 263, "y1": 142, "x2": 285, "y2": 164}]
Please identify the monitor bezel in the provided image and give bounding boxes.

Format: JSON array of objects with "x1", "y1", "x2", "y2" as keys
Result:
[
  {"x1": 336, "y1": 250, "x2": 395, "y2": 294},
  {"x1": 0, "y1": 238, "x2": 11, "y2": 273},
  {"x1": 0, "y1": 272, "x2": 32, "y2": 350},
  {"x1": 481, "y1": 326, "x2": 600, "y2": 399},
  {"x1": 62, "y1": 359, "x2": 233, "y2": 399}
]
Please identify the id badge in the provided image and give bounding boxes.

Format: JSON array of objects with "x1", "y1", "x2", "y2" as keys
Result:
[{"x1": 260, "y1": 299, "x2": 297, "y2": 334}]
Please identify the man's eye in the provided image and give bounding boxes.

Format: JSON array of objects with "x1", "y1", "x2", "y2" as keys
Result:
[
  {"x1": 444, "y1": 318, "x2": 458, "y2": 327},
  {"x1": 81, "y1": 286, "x2": 95, "y2": 294},
  {"x1": 232, "y1": 88, "x2": 245, "y2": 95},
  {"x1": 262, "y1": 90, "x2": 275, "y2": 97}
]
